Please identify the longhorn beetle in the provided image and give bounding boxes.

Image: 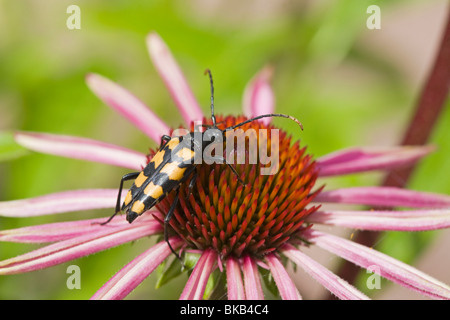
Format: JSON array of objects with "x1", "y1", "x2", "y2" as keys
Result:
[{"x1": 100, "y1": 69, "x2": 303, "y2": 259}]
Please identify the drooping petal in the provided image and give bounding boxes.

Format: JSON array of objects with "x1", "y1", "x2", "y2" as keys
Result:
[
  {"x1": 304, "y1": 230, "x2": 450, "y2": 299},
  {"x1": 0, "y1": 217, "x2": 162, "y2": 275},
  {"x1": 242, "y1": 66, "x2": 275, "y2": 125},
  {"x1": 180, "y1": 249, "x2": 217, "y2": 300},
  {"x1": 242, "y1": 255, "x2": 264, "y2": 300},
  {"x1": 265, "y1": 253, "x2": 302, "y2": 300},
  {"x1": 91, "y1": 237, "x2": 183, "y2": 300},
  {"x1": 316, "y1": 146, "x2": 434, "y2": 177},
  {"x1": 307, "y1": 209, "x2": 450, "y2": 231},
  {"x1": 281, "y1": 243, "x2": 369, "y2": 300},
  {"x1": 146, "y1": 32, "x2": 203, "y2": 125},
  {"x1": 314, "y1": 186, "x2": 450, "y2": 208},
  {"x1": 15, "y1": 132, "x2": 146, "y2": 170},
  {"x1": 0, "y1": 214, "x2": 146, "y2": 243},
  {"x1": 86, "y1": 73, "x2": 170, "y2": 143},
  {"x1": 226, "y1": 256, "x2": 246, "y2": 300},
  {"x1": 0, "y1": 189, "x2": 120, "y2": 218}
]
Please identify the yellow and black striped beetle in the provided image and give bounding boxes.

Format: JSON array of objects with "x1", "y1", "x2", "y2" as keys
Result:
[{"x1": 101, "y1": 70, "x2": 303, "y2": 259}]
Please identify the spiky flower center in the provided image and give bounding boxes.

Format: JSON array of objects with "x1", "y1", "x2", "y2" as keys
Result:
[{"x1": 151, "y1": 115, "x2": 320, "y2": 259}]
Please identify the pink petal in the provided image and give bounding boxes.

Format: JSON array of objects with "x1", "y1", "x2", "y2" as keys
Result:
[
  {"x1": 226, "y1": 256, "x2": 246, "y2": 300},
  {"x1": 0, "y1": 214, "x2": 145, "y2": 243},
  {"x1": 316, "y1": 146, "x2": 434, "y2": 177},
  {"x1": 86, "y1": 73, "x2": 170, "y2": 143},
  {"x1": 281, "y1": 243, "x2": 369, "y2": 300},
  {"x1": 304, "y1": 230, "x2": 450, "y2": 299},
  {"x1": 307, "y1": 209, "x2": 450, "y2": 231},
  {"x1": 15, "y1": 132, "x2": 146, "y2": 170},
  {"x1": 242, "y1": 66, "x2": 275, "y2": 125},
  {"x1": 0, "y1": 189, "x2": 120, "y2": 218},
  {"x1": 91, "y1": 237, "x2": 183, "y2": 300},
  {"x1": 314, "y1": 186, "x2": 450, "y2": 208},
  {"x1": 180, "y1": 249, "x2": 217, "y2": 300},
  {"x1": 242, "y1": 255, "x2": 264, "y2": 300},
  {"x1": 0, "y1": 217, "x2": 162, "y2": 275},
  {"x1": 146, "y1": 32, "x2": 204, "y2": 125},
  {"x1": 265, "y1": 253, "x2": 302, "y2": 300}
]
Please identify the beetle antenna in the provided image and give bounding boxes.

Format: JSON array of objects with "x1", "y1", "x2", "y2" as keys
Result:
[
  {"x1": 223, "y1": 113, "x2": 304, "y2": 132},
  {"x1": 204, "y1": 69, "x2": 216, "y2": 127}
]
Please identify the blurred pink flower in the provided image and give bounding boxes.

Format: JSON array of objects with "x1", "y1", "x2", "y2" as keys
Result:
[{"x1": 1, "y1": 32, "x2": 450, "y2": 300}]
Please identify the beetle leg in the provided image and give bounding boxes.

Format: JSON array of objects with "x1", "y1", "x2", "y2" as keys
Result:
[
  {"x1": 186, "y1": 169, "x2": 198, "y2": 199},
  {"x1": 160, "y1": 134, "x2": 171, "y2": 149},
  {"x1": 204, "y1": 155, "x2": 246, "y2": 186},
  {"x1": 96, "y1": 172, "x2": 140, "y2": 226},
  {"x1": 225, "y1": 162, "x2": 246, "y2": 186},
  {"x1": 164, "y1": 188, "x2": 183, "y2": 262}
]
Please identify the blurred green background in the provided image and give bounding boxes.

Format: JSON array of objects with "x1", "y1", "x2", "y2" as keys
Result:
[{"x1": 0, "y1": 0, "x2": 449, "y2": 299}]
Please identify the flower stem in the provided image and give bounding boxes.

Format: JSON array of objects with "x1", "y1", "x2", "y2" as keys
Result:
[{"x1": 327, "y1": 9, "x2": 450, "y2": 299}]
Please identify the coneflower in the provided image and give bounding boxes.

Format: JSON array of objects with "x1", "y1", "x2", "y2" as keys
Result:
[{"x1": 1, "y1": 32, "x2": 449, "y2": 300}]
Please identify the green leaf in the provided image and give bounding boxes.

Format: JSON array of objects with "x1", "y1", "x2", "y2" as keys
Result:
[
  {"x1": 259, "y1": 267, "x2": 280, "y2": 298},
  {"x1": 155, "y1": 257, "x2": 184, "y2": 289},
  {"x1": 155, "y1": 251, "x2": 204, "y2": 289},
  {"x1": 203, "y1": 269, "x2": 225, "y2": 300},
  {"x1": 0, "y1": 132, "x2": 29, "y2": 162},
  {"x1": 183, "y1": 252, "x2": 201, "y2": 270}
]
